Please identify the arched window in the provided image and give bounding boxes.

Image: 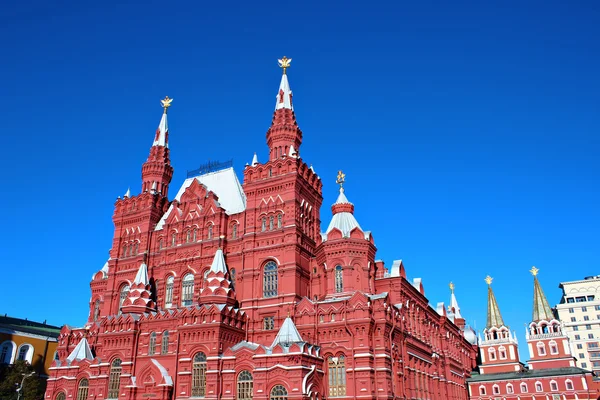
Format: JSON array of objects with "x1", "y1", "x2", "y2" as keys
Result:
[
  {"x1": 506, "y1": 383, "x2": 513, "y2": 394},
  {"x1": 107, "y1": 358, "x2": 122, "y2": 399},
  {"x1": 478, "y1": 386, "x2": 486, "y2": 395},
  {"x1": 158, "y1": 239, "x2": 163, "y2": 250},
  {"x1": 537, "y1": 342, "x2": 546, "y2": 356},
  {"x1": 488, "y1": 347, "x2": 496, "y2": 360},
  {"x1": 277, "y1": 214, "x2": 282, "y2": 228},
  {"x1": 535, "y1": 382, "x2": 543, "y2": 392},
  {"x1": 76, "y1": 379, "x2": 89, "y2": 400},
  {"x1": 269, "y1": 215, "x2": 274, "y2": 230},
  {"x1": 263, "y1": 261, "x2": 278, "y2": 298},
  {"x1": 520, "y1": 382, "x2": 528, "y2": 393},
  {"x1": 492, "y1": 384, "x2": 500, "y2": 394},
  {"x1": 17, "y1": 345, "x2": 32, "y2": 362},
  {"x1": 232, "y1": 223, "x2": 238, "y2": 239},
  {"x1": 270, "y1": 385, "x2": 287, "y2": 400},
  {"x1": 186, "y1": 230, "x2": 191, "y2": 243},
  {"x1": 171, "y1": 233, "x2": 177, "y2": 247},
  {"x1": 192, "y1": 352, "x2": 207, "y2": 397},
  {"x1": 498, "y1": 345, "x2": 507, "y2": 359},
  {"x1": 93, "y1": 299, "x2": 101, "y2": 321},
  {"x1": 0, "y1": 341, "x2": 14, "y2": 364},
  {"x1": 165, "y1": 276, "x2": 174, "y2": 308},
  {"x1": 193, "y1": 228, "x2": 197, "y2": 242},
  {"x1": 133, "y1": 242, "x2": 139, "y2": 255},
  {"x1": 119, "y1": 284, "x2": 130, "y2": 311},
  {"x1": 550, "y1": 380, "x2": 558, "y2": 391},
  {"x1": 261, "y1": 217, "x2": 267, "y2": 232},
  {"x1": 181, "y1": 274, "x2": 195, "y2": 306},
  {"x1": 148, "y1": 332, "x2": 156, "y2": 356},
  {"x1": 334, "y1": 265, "x2": 343, "y2": 293},
  {"x1": 237, "y1": 370, "x2": 253, "y2": 400},
  {"x1": 230, "y1": 268, "x2": 236, "y2": 289},
  {"x1": 161, "y1": 331, "x2": 169, "y2": 354},
  {"x1": 55, "y1": 392, "x2": 66, "y2": 400},
  {"x1": 122, "y1": 244, "x2": 127, "y2": 258},
  {"x1": 565, "y1": 379, "x2": 574, "y2": 390},
  {"x1": 208, "y1": 225, "x2": 213, "y2": 239},
  {"x1": 549, "y1": 340, "x2": 559, "y2": 354},
  {"x1": 328, "y1": 355, "x2": 347, "y2": 397}
]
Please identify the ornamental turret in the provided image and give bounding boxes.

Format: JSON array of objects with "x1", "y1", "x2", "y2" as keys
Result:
[
  {"x1": 266, "y1": 56, "x2": 303, "y2": 160},
  {"x1": 478, "y1": 276, "x2": 523, "y2": 374},
  {"x1": 199, "y1": 248, "x2": 237, "y2": 306},
  {"x1": 120, "y1": 262, "x2": 156, "y2": 314},
  {"x1": 141, "y1": 96, "x2": 174, "y2": 196},
  {"x1": 525, "y1": 267, "x2": 576, "y2": 369}
]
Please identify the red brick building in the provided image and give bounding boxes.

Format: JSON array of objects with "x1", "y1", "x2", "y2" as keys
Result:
[
  {"x1": 45, "y1": 58, "x2": 477, "y2": 400},
  {"x1": 467, "y1": 269, "x2": 600, "y2": 399}
]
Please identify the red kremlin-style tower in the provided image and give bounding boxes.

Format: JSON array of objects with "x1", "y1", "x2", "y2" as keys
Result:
[
  {"x1": 45, "y1": 58, "x2": 478, "y2": 400},
  {"x1": 467, "y1": 270, "x2": 599, "y2": 399}
]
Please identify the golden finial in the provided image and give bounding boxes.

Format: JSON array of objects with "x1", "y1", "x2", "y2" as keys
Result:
[
  {"x1": 530, "y1": 266, "x2": 539, "y2": 276},
  {"x1": 336, "y1": 170, "x2": 346, "y2": 189},
  {"x1": 449, "y1": 282, "x2": 455, "y2": 293},
  {"x1": 161, "y1": 96, "x2": 173, "y2": 113},
  {"x1": 278, "y1": 56, "x2": 292, "y2": 74},
  {"x1": 485, "y1": 275, "x2": 493, "y2": 286}
]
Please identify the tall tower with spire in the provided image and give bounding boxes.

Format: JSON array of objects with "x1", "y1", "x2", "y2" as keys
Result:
[
  {"x1": 525, "y1": 267, "x2": 576, "y2": 369},
  {"x1": 478, "y1": 276, "x2": 522, "y2": 374},
  {"x1": 141, "y1": 96, "x2": 174, "y2": 196}
]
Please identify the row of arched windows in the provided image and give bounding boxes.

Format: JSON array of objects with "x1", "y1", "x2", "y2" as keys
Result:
[
  {"x1": 121, "y1": 241, "x2": 139, "y2": 258},
  {"x1": 480, "y1": 379, "x2": 574, "y2": 395},
  {"x1": 0, "y1": 341, "x2": 33, "y2": 364},
  {"x1": 260, "y1": 214, "x2": 283, "y2": 232}
]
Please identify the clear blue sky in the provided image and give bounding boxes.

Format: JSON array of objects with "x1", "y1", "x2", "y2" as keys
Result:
[{"x1": 1, "y1": 1, "x2": 598, "y2": 358}]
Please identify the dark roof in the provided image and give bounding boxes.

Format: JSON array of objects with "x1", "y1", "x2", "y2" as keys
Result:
[
  {"x1": 0, "y1": 315, "x2": 62, "y2": 338},
  {"x1": 468, "y1": 367, "x2": 592, "y2": 382}
]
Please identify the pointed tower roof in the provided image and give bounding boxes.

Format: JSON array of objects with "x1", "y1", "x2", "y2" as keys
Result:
[
  {"x1": 210, "y1": 248, "x2": 227, "y2": 274},
  {"x1": 271, "y1": 317, "x2": 303, "y2": 347},
  {"x1": 153, "y1": 96, "x2": 172, "y2": 147},
  {"x1": 449, "y1": 282, "x2": 463, "y2": 319},
  {"x1": 251, "y1": 152, "x2": 258, "y2": 166},
  {"x1": 275, "y1": 57, "x2": 293, "y2": 110},
  {"x1": 66, "y1": 338, "x2": 94, "y2": 363},
  {"x1": 485, "y1": 276, "x2": 505, "y2": 328},
  {"x1": 530, "y1": 266, "x2": 555, "y2": 322},
  {"x1": 325, "y1": 171, "x2": 366, "y2": 239},
  {"x1": 124, "y1": 188, "x2": 131, "y2": 198},
  {"x1": 134, "y1": 262, "x2": 149, "y2": 286}
]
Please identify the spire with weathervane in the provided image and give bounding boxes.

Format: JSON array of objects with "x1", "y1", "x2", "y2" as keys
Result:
[
  {"x1": 325, "y1": 171, "x2": 363, "y2": 238},
  {"x1": 266, "y1": 56, "x2": 303, "y2": 161},
  {"x1": 530, "y1": 266, "x2": 555, "y2": 322},
  {"x1": 485, "y1": 276, "x2": 505, "y2": 329},
  {"x1": 141, "y1": 96, "x2": 174, "y2": 196}
]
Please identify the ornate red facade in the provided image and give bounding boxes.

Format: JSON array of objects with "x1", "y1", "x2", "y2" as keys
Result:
[{"x1": 45, "y1": 59, "x2": 477, "y2": 400}]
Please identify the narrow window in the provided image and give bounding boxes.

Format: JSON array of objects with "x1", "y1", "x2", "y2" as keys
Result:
[
  {"x1": 537, "y1": 342, "x2": 546, "y2": 356},
  {"x1": 506, "y1": 384, "x2": 513, "y2": 394},
  {"x1": 122, "y1": 245, "x2": 127, "y2": 258},
  {"x1": 550, "y1": 381, "x2": 558, "y2": 391},
  {"x1": 171, "y1": 233, "x2": 176, "y2": 246},
  {"x1": 263, "y1": 261, "x2": 278, "y2": 298},
  {"x1": 0, "y1": 342, "x2": 14, "y2": 364},
  {"x1": 566, "y1": 380, "x2": 574, "y2": 390},
  {"x1": 261, "y1": 217, "x2": 266, "y2": 232},
  {"x1": 492, "y1": 385, "x2": 499, "y2": 394},
  {"x1": 165, "y1": 276, "x2": 174, "y2": 308},
  {"x1": 208, "y1": 225, "x2": 213, "y2": 239},
  {"x1": 158, "y1": 239, "x2": 163, "y2": 250},
  {"x1": 328, "y1": 355, "x2": 347, "y2": 397},
  {"x1": 237, "y1": 371, "x2": 253, "y2": 400},
  {"x1": 232, "y1": 223, "x2": 238, "y2": 239},
  {"x1": 277, "y1": 214, "x2": 282, "y2": 228},
  {"x1": 193, "y1": 228, "x2": 197, "y2": 242},
  {"x1": 192, "y1": 352, "x2": 207, "y2": 397},
  {"x1": 479, "y1": 387, "x2": 486, "y2": 395},
  {"x1": 76, "y1": 379, "x2": 89, "y2": 400},
  {"x1": 93, "y1": 300, "x2": 101, "y2": 321},
  {"x1": 186, "y1": 230, "x2": 191, "y2": 243},
  {"x1": 334, "y1": 265, "x2": 343, "y2": 293},
  {"x1": 230, "y1": 268, "x2": 236, "y2": 289},
  {"x1": 520, "y1": 383, "x2": 527, "y2": 393},
  {"x1": 269, "y1": 215, "x2": 274, "y2": 230},
  {"x1": 270, "y1": 385, "x2": 287, "y2": 400},
  {"x1": 107, "y1": 359, "x2": 122, "y2": 399},
  {"x1": 148, "y1": 332, "x2": 156, "y2": 356},
  {"x1": 161, "y1": 331, "x2": 169, "y2": 354},
  {"x1": 181, "y1": 274, "x2": 195, "y2": 306},
  {"x1": 119, "y1": 285, "x2": 130, "y2": 310},
  {"x1": 535, "y1": 382, "x2": 543, "y2": 392},
  {"x1": 133, "y1": 242, "x2": 139, "y2": 255}
]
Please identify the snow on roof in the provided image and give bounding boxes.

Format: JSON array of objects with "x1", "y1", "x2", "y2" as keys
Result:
[
  {"x1": 271, "y1": 317, "x2": 303, "y2": 347},
  {"x1": 66, "y1": 338, "x2": 94, "y2": 363},
  {"x1": 155, "y1": 167, "x2": 246, "y2": 231}
]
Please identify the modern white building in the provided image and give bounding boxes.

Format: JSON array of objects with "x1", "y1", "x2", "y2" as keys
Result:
[{"x1": 555, "y1": 275, "x2": 600, "y2": 373}]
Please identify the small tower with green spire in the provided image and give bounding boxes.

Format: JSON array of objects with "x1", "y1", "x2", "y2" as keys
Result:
[
  {"x1": 525, "y1": 267, "x2": 576, "y2": 369},
  {"x1": 478, "y1": 276, "x2": 523, "y2": 374}
]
